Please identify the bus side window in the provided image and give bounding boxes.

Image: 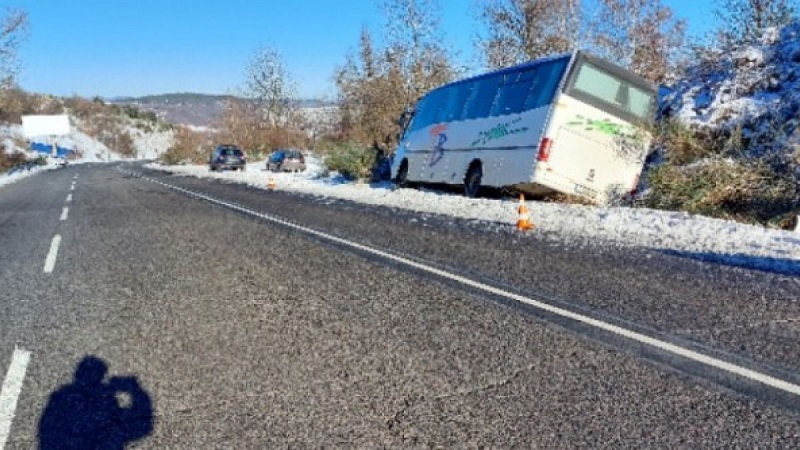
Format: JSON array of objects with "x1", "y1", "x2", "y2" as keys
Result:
[
  {"x1": 490, "y1": 72, "x2": 533, "y2": 117},
  {"x1": 524, "y1": 58, "x2": 569, "y2": 110},
  {"x1": 615, "y1": 84, "x2": 630, "y2": 107},
  {"x1": 463, "y1": 75, "x2": 501, "y2": 120},
  {"x1": 627, "y1": 86, "x2": 654, "y2": 118},
  {"x1": 436, "y1": 82, "x2": 471, "y2": 123}
]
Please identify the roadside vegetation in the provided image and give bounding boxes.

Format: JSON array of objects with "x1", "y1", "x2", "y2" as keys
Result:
[
  {"x1": 643, "y1": 0, "x2": 800, "y2": 228},
  {"x1": 646, "y1": 115, "x2": 799, "y2": 228}
]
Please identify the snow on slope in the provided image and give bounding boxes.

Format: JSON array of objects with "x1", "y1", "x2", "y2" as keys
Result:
[
  {"x1": 661, "y1": 22, "x2": 800, "y2": 158},
  {"x1": 146, "y1": 157, "x2": 800, "y2": 274},
  {"x1": 0, "y1": 120, "x2": 173, "y2": 164},
  {"x1": 1, "y1": 118, "x2": 174, "y2": 189},
  {"x1": 124, "y1": 125, "x2": 174, "y2": 160}
]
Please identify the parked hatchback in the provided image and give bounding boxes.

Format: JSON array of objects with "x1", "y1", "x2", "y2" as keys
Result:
[
  {"x1": 266, "y1": 149, "x2": 306, "y2": 172},
  {"x1": 209, "y1": 145, "x2": 246, "y2": 171}
]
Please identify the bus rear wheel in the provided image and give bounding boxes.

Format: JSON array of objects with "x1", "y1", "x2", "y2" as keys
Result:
[{"x1": 464, "y1": 164, "x2": 482, "y2": 198}]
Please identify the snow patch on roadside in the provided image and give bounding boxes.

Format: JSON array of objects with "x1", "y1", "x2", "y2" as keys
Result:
[
  {"x1": 145, "y1": 158, "x2": 800, "y2": 270},
  {"x1": 0, "y1": 165, "x2": 48, "y2": 189}
]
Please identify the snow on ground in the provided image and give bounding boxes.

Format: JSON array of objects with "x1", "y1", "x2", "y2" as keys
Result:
[
  {"x1": 0, "y1": 164, "x2": 50, "y2": 189},
  {"x1": 662, "y1": 22, "x2": 800, "y2": 157},
  {"x1": 125, "y1": 125, "x2": 174, "y2": 160},
  {"x1": 146, "y1": 156, "x2": 800, "y2": 274}
]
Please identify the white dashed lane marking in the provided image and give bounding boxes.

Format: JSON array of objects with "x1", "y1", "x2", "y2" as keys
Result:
[
  {"x1": 0, "y1": 348, "x2": 31, "y2": 450},
  {"x1": 60, "y1": 207, "x2": 68, "y2": 221},
  {"x1": 43, "y1": 235, "x2": 61, "y2": 274}
]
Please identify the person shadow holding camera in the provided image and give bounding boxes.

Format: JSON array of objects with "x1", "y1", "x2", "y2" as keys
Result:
[{"x1": 39, "y1": 355, "x2": 153, "y2": 449}]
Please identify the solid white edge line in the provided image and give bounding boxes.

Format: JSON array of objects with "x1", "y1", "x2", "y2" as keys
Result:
[
  {"x1": 65, "y1": 193, "x2": 72, "y2": 203},
  {"x1": 43, "y1": 234, "x2": 61, "y2": 274},
  {"x1": 60, "y1": 207, "x2": 69, "y2": 221},
  {"x1": 139, "y1": 173, "x2": 800, "y2": 397},
  {"x1": 0, "y1": 348, "x2": 31, "y2": 449}
]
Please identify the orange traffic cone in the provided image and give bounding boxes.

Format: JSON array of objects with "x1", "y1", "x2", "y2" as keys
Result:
[
  {"x1": 516, "y1": 194, "x2": 534, "y2": 231},
  {"x1": 268, "y1": 176, "x2": 276, "y2": 191}
]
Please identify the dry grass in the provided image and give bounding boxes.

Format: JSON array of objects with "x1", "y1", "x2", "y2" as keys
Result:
[
  {"x1": 647, "y1": 158, "x2": 798, "y2": 226},
  {"x1": 644, "y1": 116, "x2": 800, "y2": 228}
]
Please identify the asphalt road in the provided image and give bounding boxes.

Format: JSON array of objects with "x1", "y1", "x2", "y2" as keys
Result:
[{"x1": 1, "y1": 162, "x2": 799, "y2": 448}]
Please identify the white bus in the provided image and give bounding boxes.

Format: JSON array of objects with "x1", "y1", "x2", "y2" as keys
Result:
[{"x1": 390, "y1": 51, "x2": 656, "y2": 204}]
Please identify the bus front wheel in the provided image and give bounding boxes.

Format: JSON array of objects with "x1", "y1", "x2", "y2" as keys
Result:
[
  {"x1": 464, "y1": 164, "x2": 482, "y2": 198},
  {"x1": 394, "y1": 159, "x2": 409, "y2": 187}
]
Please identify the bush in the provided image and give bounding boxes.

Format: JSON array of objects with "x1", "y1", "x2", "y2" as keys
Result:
[
  {"x1": 0, "y1": 151, "x2": 26, "y2": 173},
  {"x1": 0, "y1": 88, "x2": 48, "y2": 122},
  {"x1": 161, "y1": 126, "x2": 212, "y2": 165},
  {"x1": 642, "y1": 116, "x2": 800, "y2": 227},
  {"x1": 64, "y1": 96, "x2": 105, "y2": 119},
  {"x1": 92, "y1": 124, "x2": 137, "y2": 158},
  {"x1": 115, "y1": 131, "x2": 136, "y2": 157},
  {"x1": 122, "y1": 105, "x2": 157, "y2": 123},
  {"x1": 319, "y1": 140, "x2": 376, "y2": 181},
  {"x1": 648, "y1": 119, "x2": 747, "y2": 166},
  {"x1": 646, "y1": 158, "x2": 799, "y2": 226}
]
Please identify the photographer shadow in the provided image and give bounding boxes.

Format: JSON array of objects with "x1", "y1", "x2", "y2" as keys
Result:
[{"x1": 39, "y1": 355, "x2": 153, "y2": 450}]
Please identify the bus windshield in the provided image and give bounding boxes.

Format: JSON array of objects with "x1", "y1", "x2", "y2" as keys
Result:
[{"x1": 568, "y1": 60, "x2": 654, "y2": 122}]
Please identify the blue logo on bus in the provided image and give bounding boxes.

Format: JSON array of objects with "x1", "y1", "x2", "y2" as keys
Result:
[{"x1": 428, "y1": 124, "x2": 448, "y2": 167}]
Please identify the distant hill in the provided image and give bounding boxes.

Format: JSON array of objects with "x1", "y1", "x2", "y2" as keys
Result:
[
  {"x1": 109, "y1": 93, "x2": 336, "y2": 127},
  {"x1": 108, "y1": 93, "x2": 234, "y2": 127}
]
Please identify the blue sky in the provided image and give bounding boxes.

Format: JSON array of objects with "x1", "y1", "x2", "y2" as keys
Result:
[{"x1": 11, "y1": 0, "x2": 716, "y2": 99}]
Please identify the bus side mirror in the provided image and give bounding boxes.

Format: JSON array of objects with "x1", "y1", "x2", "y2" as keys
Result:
[{"x1": 398, "y1": 108, "x2": 413, "y2": 128}]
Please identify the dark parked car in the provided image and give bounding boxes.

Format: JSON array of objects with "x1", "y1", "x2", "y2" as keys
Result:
[
  {"x1": 266, "y1": 149, "x2": 306, "y2": 172},
  {"x1": 209, "y1": 145, "x2": 246, "y2": 171}
]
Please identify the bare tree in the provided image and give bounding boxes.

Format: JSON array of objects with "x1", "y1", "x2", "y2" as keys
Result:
[
  {"x1": 334, "y1": 0, "x2": 457, "y2": 149},
  {"x1": 335, "y1": 28, "x2": 407, "y2": 146},
  {"x1": 381, "y1": 0, "x2": 457, "y2": 103},
  {"x1": 0, "y1": 8, "x2": 29, "y2": 89},
  {"x1": 476, "y1": 0, "x2": 581, "y2": 69},
  {"x1": 243, "y1": 45, "x2": 296, "y2": 126},
  {"x1": 221, "y1": 45, "x2": 304, "y2": 155},
  {"x1": 714, "y1": 0, "x2": 796, "y2": 47},
  {"x1": 588, "y1": 0, "x2": 686, "y2": 83}
]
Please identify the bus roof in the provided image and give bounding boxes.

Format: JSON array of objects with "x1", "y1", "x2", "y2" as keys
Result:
[{"x1": 422, "y1": 50, "x2": 656, "y2": 101}]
